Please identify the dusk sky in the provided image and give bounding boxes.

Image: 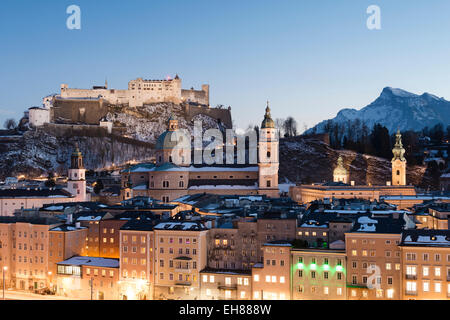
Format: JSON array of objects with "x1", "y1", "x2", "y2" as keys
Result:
[{"x1": 1, "y1": 0, "x2": 450, "y2": 130}]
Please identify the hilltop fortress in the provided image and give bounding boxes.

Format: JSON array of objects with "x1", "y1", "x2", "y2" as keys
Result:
[
  {"x1": 60, "y1": 75, "x2": 209, "y2": 107},
  {"x1": 27, "y1": 76, "x2": 232, "y2": 129}
]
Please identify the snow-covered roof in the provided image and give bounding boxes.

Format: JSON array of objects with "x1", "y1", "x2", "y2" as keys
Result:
[
  {"x1": 401, "y1": 230, "x2": 450, "y2": 247},
  {"x1": 154, "y1": 221, "x2": 207, "y2": 231},
  {"x1": 189, "y1": 184, "x2": 258, "y2": 190},
  {"x1": 57, "y1": 256, "x2": 119, "y2": 268}
]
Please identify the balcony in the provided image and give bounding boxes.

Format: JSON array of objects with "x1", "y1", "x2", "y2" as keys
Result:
[
  {"x1": 405, "y1": 274, "x2": 417, "y2": 280},
  {"x1": 218, "y1": 283, "x2": 238, "y2": 290},
  {"x1": 175, "y1": 268, "x2": 191, "y2": 273},
  {"x1": 405, "y1": 291, "x2": 418, "y2": 296}
]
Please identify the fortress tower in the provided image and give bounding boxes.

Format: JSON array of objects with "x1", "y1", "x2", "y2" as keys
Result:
[
  {"x1": 391, "y1": 130, "x2": 407, "y2": 186},
  {"x1": 258, "y1": 102, "x2": 279, "y2": 197},
  {"x1": 67, "y1": 145, "x2": 87, "y2": 201},
  {"x1": 333, "y1": 156, "x2": 349, "y2": 184}
]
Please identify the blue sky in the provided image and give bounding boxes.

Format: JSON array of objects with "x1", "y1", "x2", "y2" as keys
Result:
[{"x1": 1, "y1": 0, "x2": 450, "y2": 130}]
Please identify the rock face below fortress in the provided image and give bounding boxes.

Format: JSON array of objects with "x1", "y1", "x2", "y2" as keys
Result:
[{"x1": 0, "y1": 102, "x2": 230, "y2": 178}]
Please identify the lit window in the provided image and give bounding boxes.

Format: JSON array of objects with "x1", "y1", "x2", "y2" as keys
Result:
[
  {"x1": 435, "y1": 282, "x2": 441, "y2": 293},
  {"x1": 253, "y1": 275, "x2": 259, "y2": 282},
  {"x1": 435, "y1": 267, "x2": 441, "y2": 277}
]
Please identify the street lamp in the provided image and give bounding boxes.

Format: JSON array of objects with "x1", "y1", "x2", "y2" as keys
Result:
[
  {"x1": 48, "y1": 271, "x2": 53, "y2": 294},
  {"x1": 3, "y1": 266, "x2": 8, "y2": 300}
]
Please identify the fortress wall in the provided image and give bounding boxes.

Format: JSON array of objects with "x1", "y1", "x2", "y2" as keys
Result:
[
  {"x1": 52, "y1": 99, "x2": 108, "y2": 124},
  {"x1": 184, "y1": 104, "x2": 232, "y2": 128},
  {"x1": 181, "y1": 89, "x2": 209, "y2": 105}
]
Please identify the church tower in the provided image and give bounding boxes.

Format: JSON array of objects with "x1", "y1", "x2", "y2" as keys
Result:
[
  {"x1": 122, "y1": 169, "x2": 133, "y2": 201},
  {"x1": 391, "y1": 130, "x2": 407, "y2": 186},
  {"x1": 258, "y1": 102, "x2": 279, "y2": 197},
  {"x1": 333, "y1": 156, "x2": 349, "y2": 184},
  {"x1": 67, "y1": 144, "x2": 87, "y2": 201}
]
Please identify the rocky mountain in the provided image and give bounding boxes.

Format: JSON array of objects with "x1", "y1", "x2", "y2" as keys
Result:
[
  {"x1": 307, "y1": 87, "x2": 450, "y2": 134},
  {"x1": 278, "y1": 136, "x2": 436, "y2": 189}
]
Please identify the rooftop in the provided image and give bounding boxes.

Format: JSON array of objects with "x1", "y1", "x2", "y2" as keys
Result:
[{"x1": 57, "y1": 256, "x2": 119, "y2": 268}]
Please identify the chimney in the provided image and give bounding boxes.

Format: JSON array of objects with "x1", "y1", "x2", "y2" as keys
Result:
[{"x1": 66, "y1": 214, "x2": 73, "y2": 225}]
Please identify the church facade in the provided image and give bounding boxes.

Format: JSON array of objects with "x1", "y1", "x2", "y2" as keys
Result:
[{"x1": 121, "y1": 105, "x2": 280, "y2": 202}]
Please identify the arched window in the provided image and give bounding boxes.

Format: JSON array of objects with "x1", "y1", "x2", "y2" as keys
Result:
[{"x1": 397, "y1": 170, "x2": 400, "y2": 176}]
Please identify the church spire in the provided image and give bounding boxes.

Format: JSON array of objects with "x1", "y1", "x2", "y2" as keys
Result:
[
  {"x1": 392, "y1": 130, "x2": 406, "y2": 161},
  {"x1": 261, "y1": 101, "x2": 275, "y2": 129}
]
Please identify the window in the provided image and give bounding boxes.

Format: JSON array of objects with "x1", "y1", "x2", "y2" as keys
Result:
[
  {"x1": 253, "y1": 275, "x2": 259, "y2": 282},
  {"x1": 265, "y1": 275, "x2": 271, "y2": 283},
  {"x1": 337, "y1": 287, "x2": 342, "y2": 296},
  {"x1": 406, "y1": 253, "x2": 416, "y2": 261},
  {"x1": 423, "y1": 266, "x2": 429, "y2": 277},
  {"x1": 435, "y1": 267, "x2": 441, "y2": 277},
  {"x1": 406, "y1": 281, "x2": 416, "y2": 292},
  {"x1": 435, "y1": 282, "x2": 441, "y2": 293},
  {"x1": 423, "y1": 281, "x2": 430, "y2": 292},
  {"x1": 352, "y1": 250, "x2": 357, "y2": 256}
]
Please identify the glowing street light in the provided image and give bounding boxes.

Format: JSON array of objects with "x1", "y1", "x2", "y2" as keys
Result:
[{"x1": 2, "y1": 266, "x2": 7, "y2": 300}]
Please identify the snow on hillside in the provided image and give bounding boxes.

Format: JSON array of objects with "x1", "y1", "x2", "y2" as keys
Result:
[{"x1": 307, "y1": 87, "x2": 450, "y2": 134}]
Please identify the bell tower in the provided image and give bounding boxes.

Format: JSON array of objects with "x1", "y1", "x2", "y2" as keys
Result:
[
  {"x1": 258, "y1": 101, "x2": 279, "y2": 197},
  {"x1": 391, "y1": 130, "x2": 407, "y2": 186},
  {"x1": 67, "y1": 144, "x2": 87, "y2": 201}
]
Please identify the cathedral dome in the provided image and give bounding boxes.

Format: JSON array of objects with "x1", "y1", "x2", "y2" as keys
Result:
[{"x1": 155, "y1": 130, "x2": 187, "y2": 150}]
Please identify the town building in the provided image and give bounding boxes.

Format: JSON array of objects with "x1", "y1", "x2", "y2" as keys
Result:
[
  {"x1": 153, "y1": 221, "x2": 208, "y2": 300},
  {"x1": 251, "y1": 241, "x2": 291, "y2": 300},
  {"x1": 399, "y1": 229, "x2": 450, "y2": 300},
  {"x1": 199, "y1": 268, "x2": 252, "y2": 300},
  {"x1": 291, "y1": 248, "x2": 347, "y2": 300},
  {"x1": 119, "y1": 216, "x2": 157, "y2": 300},
  {"x1": 56, "y1": 256, "x2": 120, "y2": 300},
  {"x1": 345, "y1": 213, "x2": 415, "y2": 300}
]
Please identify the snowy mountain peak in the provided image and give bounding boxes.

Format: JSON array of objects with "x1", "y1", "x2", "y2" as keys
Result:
[
  {"x1": 379, "y1": 87, "x2": 418, "y2": 99},
  {"x1": 307, "y1": 87, "x2": 450, "y2": 134}
]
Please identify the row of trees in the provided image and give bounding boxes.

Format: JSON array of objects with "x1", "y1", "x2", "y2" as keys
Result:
[{"x1": 318, "y1": 119, "x2": 450, "y2": 164}]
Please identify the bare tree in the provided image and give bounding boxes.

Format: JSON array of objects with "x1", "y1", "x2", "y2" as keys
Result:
[
  {"x1": 4, "y1": 118, "x2": 17, "y2": 130},
  {"x1": 283, "y1": 117, "x2": 298, "y2": 137},
  {"x1": 275, "y1": 118, "x2": 285, "y2": 138}
]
